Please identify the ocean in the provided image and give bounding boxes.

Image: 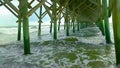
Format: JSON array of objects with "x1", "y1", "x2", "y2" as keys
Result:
[{"x1": 0, "y1": 24, "x2": 116, "y2": 68}]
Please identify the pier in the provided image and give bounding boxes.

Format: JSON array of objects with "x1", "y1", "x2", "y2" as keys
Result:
[{"x1": 0, "y1": 0, "x2": 120, "y2": 67}]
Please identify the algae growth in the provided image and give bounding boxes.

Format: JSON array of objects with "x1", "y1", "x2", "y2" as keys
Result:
[{"x1": 0, "y1": 26, "x2": 116, "y2": 68}]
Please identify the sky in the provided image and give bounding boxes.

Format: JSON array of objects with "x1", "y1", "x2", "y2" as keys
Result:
[
  {"x1": 0, "y1": 0, "x2": 51, "y2": 26},
  {"x1": 0, "y1": 0, "x2": 112, "y2": 26}
]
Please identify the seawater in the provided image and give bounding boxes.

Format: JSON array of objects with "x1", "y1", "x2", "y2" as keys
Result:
[{"x1": 0, "y1": 24, "x2": 117, "y2": 68}]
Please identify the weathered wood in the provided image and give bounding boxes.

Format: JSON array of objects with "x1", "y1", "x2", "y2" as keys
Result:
[
  {"x1": 20, "y1": 0, "x2": 31, "y2": 54},
  {"x1": 26, "y1": 0, "x2": 46, "y2": 17},
  {"x1": 58, "y1": 14, "x2": 61, "y2": 31},
  {"x1": 34, "y1": 12, "x2": 39, "y2": 18},
  {"x1": 102, "y1": 0, "x2": 112, "y2": 43},
  {"x1": 65, "y1": 9, "x2": 70, "y2": 36},
  {"x1": 3, "y1": 0, "x2": 19, "y2": 14},
  {"x1": 17, "y1": 18, "x2": 22, "y2": 41},
  {"x1": 52, "y1": 0, "x2": 57, "y2": 39},
  {"x1": 77, "y1": 21, "x2": 80, "y2": 31},
  {"x1": 72, "y1": 19, "x2": 75, "y2": 33},
  {"x1": 34, "y1": 11, "x2": 47, "y2": 19},
  {"x1": 43, "y1": 4, "x2": 53, "y2": 34},
  {"x1": 50, "y1": 20, "x2": 53, "y2": 33},
  {"x1": 112, "y1": 0, "x2": 120, "y2": 65},
  {"x1": 96, "y1": 19, "x2": 105, "y2": 35},
  {"x1": 0, "y1": 1, "x2": 18, "y2": 18},
  {"x1": 38, "y1": 6, "x2": 42, "y2": 36},
  {"x1": 43, "y1": 5, "x2": 53, "y2": 19},
  {"x1": 41, "y1": 11, "x2": 47, "y2": 18}
]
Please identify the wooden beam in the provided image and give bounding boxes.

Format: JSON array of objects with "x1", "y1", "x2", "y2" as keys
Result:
[
  {"x1": 34, "y1": 12, "x2": 39, "y2": 18},
  {"x1": 43, "y1": 5, "x2": 53, "y2": 19},
  {"x1": 28, "y1": 0, "x2": 34, "y2": 8},
  {"x1": 26, "y1": 0, "x2": 46, "y2": 17},
  {"x1": 3, "y1": 0, "x2": 19, "y2": 14},
  {"x1": 41, "y1": 11, "x2": 47, "y2": 18},
  {"x1": 0, "y1": 1, "x2": 18, "y2": 18}
]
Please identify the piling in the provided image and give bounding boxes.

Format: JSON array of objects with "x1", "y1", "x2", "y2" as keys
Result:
[
  {"x1": 17, "y1": 18, "x2": 22, "y2": 41},
  {"x1": 72, "y1": 19, "x2": 75, "y2": 33},
  {"x1": 112, "y1": 0, "x2": 120, "y2": 65},
  {"x1": 96, "y1": 19, "x2": 105, "y2": 35},
  {"x1": 52, "y1": 0, "x2": 57, "y2": 39},
  {"x1": 102, "y1": 0, "x2": 112, "y2": 43},
  {"x1": 20, "y1": 0, "x2": 31, "y2": 54},
  {"x1": 65, "y1": 9, "x2": 70, "y2": 36},
  {"x1": 38, "y1": 6, "x2": 42, "y2": 36}
]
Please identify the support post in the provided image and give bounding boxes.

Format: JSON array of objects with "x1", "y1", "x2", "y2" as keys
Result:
[
  {"x1": 20, "y1": 0, "x2": 31, "y2": 54},
  {"x1": 77, "y1": 21, "x2": 80, "y2": 31},
  {"x1": 112, "y1": 0, "x2": 120, "y2": 65},
  {"x1": 38, "y1": 6, "x2": 42, "y2": 36},
  {"x1": 53, "y1": 0, "x2": 57, "y2": 39},
  {"x1": 17, "y1": 18, "x2": 22, "y2": 41},
  {"x1": 58, "y1": 14, "x2": 61, "y2": 31},
  {"x1": 58, "y1": 20, "x2": 61, "y2": 31},
  {"x1": 96, "y1": 19, "x2": 105, "y2": 35},
  {"x1": 65, "y1": 10, "x2": 69, "y2": 36},
  {"x1": 50, "y1": 20, "x2": 52, "y2": 33},
  {"x1": 72, "y1": 19, "x2": 75, "y2": 33},
  {"x1": 80, "y1": 23, "x2": 86, "y2": 29},
  {"x1": 17, "y1": 2, "x2": 22, "y2": 41},
  {"x1": 102, "y1": 0, "x2": 112, "y2": 43}
]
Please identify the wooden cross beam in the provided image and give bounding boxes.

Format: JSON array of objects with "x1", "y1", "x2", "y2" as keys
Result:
[
  {"x1": 34, "y1": 11, "x2": 47, "y2": 19},
  {"x1": 34, "y1": 12, "x2": 43, "y2": 23},
  {"x1": 3, "y1": 0, "x2": 19, "y2": 14},
  {"x1": 43, "y1": 4, "x2": 53, "y2": 19},
  {"x1": 41, "y1": 11, "x2": 47, "y2": 18},
  {"x1": 0, "y1": 1, "x2": 18, "y2": 18},
  {"x1": 28, "y1": 0, "x2": 34, "y2": 8},
  {"x1": 26, "y1": 0, "x2": 47, "y2": 17}
]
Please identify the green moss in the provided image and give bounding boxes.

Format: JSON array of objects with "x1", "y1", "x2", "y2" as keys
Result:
[
  {"x1": 71, "y1": 65, "x2": 79, "y2": 68},
  {"x1": 42, "y1": 41, "x2": 50, "y2": 45},
  {"x1": 54, "y1": 52, "x2": 77, "y2": 63},
  {"x1": 39, "y1": 60, "x2": 45, "y2": 64},
  {"x1": 88, "y1": 61, "x2": 105, "y2": 68},
  {"x1": 64, "y1": 37, "x2": 78, "y2": 42},
  {"x1": 84, "y1": 50, "x2": 101, "y2": 60}
]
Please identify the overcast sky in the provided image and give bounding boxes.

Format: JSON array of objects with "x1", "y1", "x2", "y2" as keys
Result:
[
  {"x1": 0, "y1": 0, "x2": 112, "y2": 26},
  {"x1": 0, "y1": 0, "x2": 51, "y2": 26}
]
